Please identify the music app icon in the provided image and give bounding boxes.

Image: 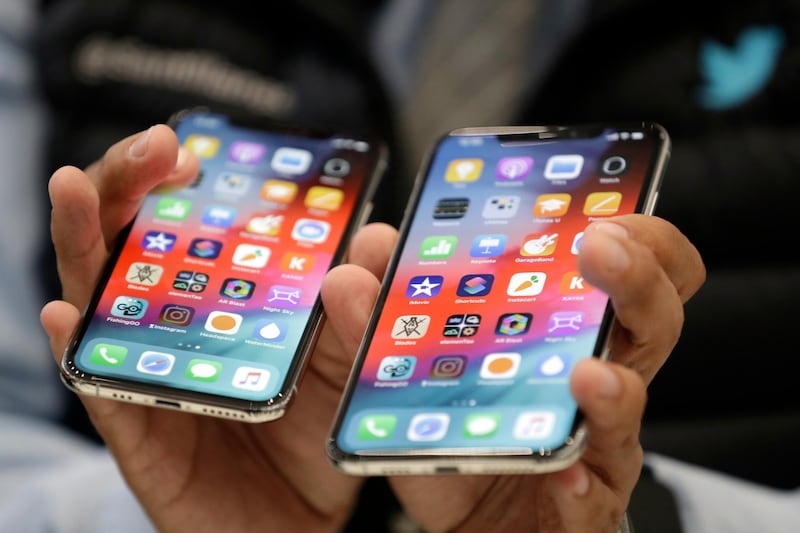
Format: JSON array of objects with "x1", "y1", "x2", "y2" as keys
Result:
[{"x1": 232, "y1": 366, "x2": 271, "y2": 391}]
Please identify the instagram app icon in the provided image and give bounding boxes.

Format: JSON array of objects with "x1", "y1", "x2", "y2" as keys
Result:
[{"x1": 430, "y1": 355, "x2": 467, "y2": 379}]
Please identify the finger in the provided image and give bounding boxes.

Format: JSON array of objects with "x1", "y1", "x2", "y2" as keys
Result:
[{"x1": 347, "y1": 222, "x2": 398, "y2": 280}]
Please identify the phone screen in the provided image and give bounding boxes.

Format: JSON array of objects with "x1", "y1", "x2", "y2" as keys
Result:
[
  {"x1": 62, "y1": 110, "x2": 384, "y2": 419},
  {"x1": 329, "y1": 124, "x2": 669, "y2": 473}
]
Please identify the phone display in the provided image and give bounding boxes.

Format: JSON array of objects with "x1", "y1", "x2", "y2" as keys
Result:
[
  {"x1": 61, "y1": 110, "x2": 386, "y2": 422},
  {"x1": 328, "y1": 123, "x2": 669, "y2": 474}
]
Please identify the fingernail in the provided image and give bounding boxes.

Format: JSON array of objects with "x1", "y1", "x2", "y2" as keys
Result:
[
  {"x1": 129, "y1": 127, "x2": 153, "y2": 158},
  {"x1": 175, "y1": 146, "x2": 189, "y2": 169},
  {"x1": 595, "y1": 362, "x2": 622, "y2": 398},
  {"x1": 594, "y1": 221, "x2": 629, "y2": 240},
  {"x1": 573, "y1": 464, "x2": 590, "y2": 496},
  {"x1": 592, "y1": 223, "x2": 630, "y2": 272}
]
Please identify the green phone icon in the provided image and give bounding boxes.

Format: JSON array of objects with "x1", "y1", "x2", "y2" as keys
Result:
[
  {"x1": 357, "y1": 415, "x2": 397, "y2": 440},
  {"x1": 90, "y1": 344, "x2": 128, "y2": 367}
]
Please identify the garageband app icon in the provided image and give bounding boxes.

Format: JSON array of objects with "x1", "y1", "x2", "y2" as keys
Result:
[
  {"x1": 201, "y1": 205, "x2": 237, "y2": 228},
  {"x1": 158, "y1": 304, "x2": 195, "y2": 326},
  {"x1": 125, "y1": 262, "x2": 164, "y2": 286},
  {"x1": 430, "y1": 355, "x2": 467, "y2": 379},
  {"x1": 111, "y1": 296, "x2": 148, "y2": 319},
  {"x1": 520, "y1": 233, "x2": 558, "y2": 256},
  {"x1": 184, "y1": 134, "x2": 219, "y2": 158},
  {"x1": 392, "y1": 315, "x2": 430, "y2": 339},
  {"x1": 495, "y1": 313, "x2": 532, "y2": 336},
  {"x1": 506, "y1": 272, "x2": 546, "y2": 297},
  {"x1": 266, "y1": 285, "x2": 302, "y2": 307},
  {"x1": 271, "y1": 147, "x2": 312, "y2": 175},
  {"x1": 173, "y1": 271, "x2": 209, "y2": 293},
  {"x1": 188, "y1": 239, "x2": 223, "y2": 259},
  {"x1": 479, "y1": 352, "x2": 521, "y2": 380},
  {"x1": 433, "y1": 198, "x2": 470, "y2": 219},
  {"x1": 419, "y1": 235, "x2": 457, "y2": 259},
  {"x1": 232, "y1": 244, "x2": 270, "y2": 268},
  {"x1": 204, "y1": 311, "x2": 243, "y2": 335},
  {"x1": 457, "y1": 274, "x2": 494, "y2": 297},
  {"x1": 141, "y1": 231, "x2": 176, "y2": 253},
  {"x1": 482, "y1": 195, "x2": 519, "y2": 218},
  {"x1": 513, "y1": 411, "x2": 556, "y2": 440},
  {"x1": 470, "y1": 234, "x2": 507, "y2": 258},
  {"x1": 544, "y1": 154, "x2": 584, "y2": 180},
  {"x1": 407, "y1": 413, "x2": 449, "y2": 442},
  {"x1": 442, "y1": 314, "x2": 480, "y2": 337},
  {"x1": 154, "y1": 197, "x2": 191, "y2": 221},
  {"x1": 547, "y1": 311, "x2": 585, "y2": 335},
  {"x1": 214, "y1": 172, "x2": 251, "y2": 195},
  {"x1": 583, "y1": 192, "x2": 622, "y2": 216},
  {"x1": 533, "y1": 194, "x2": 571, "y2": 217},
  {"x1": 220, "y1": 278, "x2": 256, "y2": 300},
  {"x1": 406, "y1": 275, "x2": 443, "y2": 298},
  {"x1": 377, "y1": 356, "x2": 417, "y2": 381},
  {"x1": 232, "y1": 366, "x2": 270, "y2": 391},
  {"x1": 261, "y1": 179, "x2": 298, "y2": 203},
  {"x1": 445, "y1": 159, "x2": 483, "y2": 183},
  {"x1": 228, "y1": 141, "x2": 266, "y2": 165},
  {"x1": 246, "y1": 213, "x2": 283, "y2": 236},
  {"x1": 496, "y1": 156, "x2": 533, "y2": 182},
  {"x1": 534, "y1": 354, "x2": 572, "y2": 378}
]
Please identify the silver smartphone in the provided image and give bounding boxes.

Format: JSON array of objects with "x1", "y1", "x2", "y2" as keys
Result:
[{"x1": 327, "y1": 123, "x2": 670, "y2": 474}]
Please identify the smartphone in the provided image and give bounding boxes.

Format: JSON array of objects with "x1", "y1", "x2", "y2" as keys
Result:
[
  {"x1": 60, "y1": 109, "x2": 386, "y2": 422},
  {"x1": 327, "y1": 123, "x2": 670, "y2": 474}
]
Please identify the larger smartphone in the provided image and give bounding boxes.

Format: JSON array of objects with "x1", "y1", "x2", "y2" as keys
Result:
[
  {"x1": 328, "y1": 123, "x2": 670, "y2": 474},
  {"x1": 60, "y1": 109, "x2": 386, "y2": 422}
]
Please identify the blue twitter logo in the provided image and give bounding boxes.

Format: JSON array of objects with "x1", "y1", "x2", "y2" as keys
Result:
[{"x1": 696, "y1": 25, "x2": 785, "y2": 110}]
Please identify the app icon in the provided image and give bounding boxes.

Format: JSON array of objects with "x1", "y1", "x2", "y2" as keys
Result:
[
  {"x1": 158, "y1": 304, "x2": 195, "y2": 326},
  {"x1": 433, "y1": 198, "x2": 469, "y2": 219},
  {"x1": 201, "y1": 205, "x2": 237, "y2": 228},
  {"x1": 470, "y1": 234, "x2": 507, "y2": 257},
  {"x1": 442, "y1": 314, "x2": 480, "y2": 337},
  {"x1": 534, "y1": 354, "x2": 572, "y2": 378},
  {"x1": 482, "y1": 195, "x2": 519, "y2": 218},
  {"x1": 583, "y1": 192, "x2": 622, "y2": 216},
  {"x1": 544, "y1": 155, "x2": 584, "y2": 180},
  {"x1": 445, "y1": 159, "x2": 483, "y2": 183},
  {"x1": 506, "y1": 272, "x2": 547, "y2": 297},
  {"x1": 407, "y1": 413, "x2": 449, "y2": 441},
  {"x1": 271, "y1": 147, "x2": 312, "y2": 175},
  {"x1": 204, "y1": 311, "x2": 243, "y2": 334},
  {"x1": 90, "y1": 344, "x2": 127, "y2": 367},
  {"x1": 430, "y1": 355, "x2": 467, "y2": 379},
  {"x1": 142, "y1": 231, "x2": 176, "y2": 253},
  {"x1": 155, "y1": 198, "x2": 191, "y2": 221},
  {"x1": 188, "y1": 239, "x2": 223, "y2": 259},
  {"x1": 185, "y1": 359, "x2": 222, "y2": 382},
  {"x1": 111, "y1": 296, "x2": 148, "y2": 319},
  {"x1": 266, "y1": 285, "x2": 302, "y2": 307},
  {"x1": 232, "y1": 366, "x2": 271, "y2": 391},
  {"x1": 357, "y1": 415, "x2": 397, "y2": 440},
  {"x1": 406, "y1": 275, "x2": 443, "y2": 298},
  {"x1": 521, "y1": 233, "x2": 558, "y2": 256},
  {"x1": 136, "y1": 351, "x2": 176, "y2": 376},
  {"x1": 457, "y1": 274, "x2": 494, "y2": 297},
  {"x1": 261, "y1": 179, "x2": 298, "y2": 203},
  {"x1": 232, "y1": 244, "x2": 270, "y2": 268},
  {"x1": 571, "y1": 232, "x2": 584, "y2": 254},
  {"x1": 496, "y1": 156, "x2": 533, "y2": 181},
  {"x1": 464, "y1": 414, "x2": 501, "y2": 438},
  {"x1": 125, "y1": 263, "x2": 164, "y2": 286},
  {"x1": 253, "y1": 319, "x2": 288, "y2": 342},
  {"x1": 496, "y1": 313, "x2": 532, "y2": 336},
  {"x1": 419, "y1": 235, "x2": 457, "y2": 259},
  {"x1": 228, "y1": 141, "x2": 266, "y2": 165},
  {"x1": 323, "y1": 157, "x2": 351, "y2": 178},
  {"x1": 280, "y1": 252, "x2": 315, "y2": 274},
  {"x1": 547, "y1": 311, "x2": 585, "y2": 335},
  {"x1": 513, "y1": 411, "x2": 556, "y2": 440},
  {"x1": 599, "y1": 155, "x2": 628, "y2": 176},
  {"x1": 377, "y1": 356, "x2": 417, "y2": 381},
  {"x1": 533, "y1": 194, "x2": 571, "y2": 217},
  {"x1": 292, "y1": 219, "x2": 331, "y2": 244},
  {"x1": 220, "y1": 278, "x2": 256, "y2": 300},
  {"x1": 305, "y1": 186, "x2": 344, "y2": 211},
  {"x1": 214, "y1": 172, "x2": 251, "y2": 195},
  {"x1": 173, "y1": 271, "x2": 208, "y2": 293},
  {"x1": 559, "y1": 272, "x2": 592, "y2": 294},
  {"x1": 184, "y1": 135, "x2": 219, "y2": 158},
  {"x1": 392, "y1": 315, "x2": 430, "y2": 339},
  {"x1": 479, "y1": 352, "x2": 521, "y2": 379},
  {"x1": 246, "y1": 214, "x2": 283, "y2": 236}
]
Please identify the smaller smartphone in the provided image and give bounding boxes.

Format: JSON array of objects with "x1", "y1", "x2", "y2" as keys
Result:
[
  {"x1": 327, "y1": 122, "x2": 670, "y2": 475},
  {"x1": 60, "y1": 109, "x2": 386, "y2": 422}
]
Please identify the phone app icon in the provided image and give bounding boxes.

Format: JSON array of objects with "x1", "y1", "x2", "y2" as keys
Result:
[
  {"x1": 154, "y1": 198, "x2": 191, "y2": 221},
  {"x1": 305, "y1": 186, "x2": 344, "y2": 211},
  {"x1": 520, "y1": 233, "x2": 558, "y2": 256},
  {"x1": 201, "y1": 205, "x2": 237, "y2": 228},
  {"x1": 173, "y1": 271, "x2": 209, "y2": 293},
  {"x1": 479, "y1": 352, "x2": 521, "y2": 380},
  {"x1": 430, "y1": 355, "x2": 467, "y2": 379},
  {"x1": 445, "y1": 158, "x2": 483, "y2": 183},
  {"x1": 185, "y1": 359, "x2": 222, "y2": 382},
  {"x1": 204, "y1": 311, "x2": 243, "y2": 335},
  {"x1": 253, "y1": 319, "x2": 288, "y2": 342},
  {"x1": 407, "y1": 413, "x2": 449, "y2": 442},
  {"x1": 496, "y1": 313, "x2": 532, "y2": 336},
  {"x1": 188, "y1": 239, "x2": 223, "y2": 259},
  {"x1": 214, "y1": 172, "x2": 251, "y2": 195},
  {"x1": 136, "y1": 351, "x2": 176, "y2": 376},
  {"x1": 419, "y1": 235, "x2": 457, "y2": 259},
  {"x1": 533, "y1": 194, "x2": 572, "y2": 217},
  {"x1": 392, "y1": 315, "x2": 431, "y2": 339},
  {"x1": 377, "y1": 356, "x2": 416, "y2": 381},
  {"x1": 464, "y1": 413, "x2": 501, "y2": 438},
  {"x1": 280, "y1": 252, "x2": 315, "y2": 274},
  {"x1": 506, "y1": 272, "x2": 547, "y2": 297},
  {"x1": 232, "y1": 366, "x2": 271, "y2": 391},
  {"x1": 220, "y1": 278, "x2": 256, "y2": 300},
  {"x1": 246, "y1": 213, "x2": 283, "y2": 236},
  {"x1": 232, "y1": 244, "x2": 270, "y2": 268},
  {"x1": 142, "y1": 231, "x2": 176, "y2": 253},
  {"x1": 559, "y1": 272, "x2": 592, "y2": 294},
  {"x1": 544, "y1": 154, "x2": 584, "y2": 180},
  {"x1": 261, "y1": 179, "x2": 298, "y2": 203},
  {"x1": 433, "y1": 198, "x2": 469, "y2": 219},
  {"x1": 470, "y1": 234, "x2": 507, "y2": 257},
  {"x1": 357, "y1": 415, "x2": 397, "y2": 440},
  {"x1": 547, "y1": 311, "x2": 585, "y2": 335},
  {"x1": 457, "y1": 274, "x2": 494, "y2": 297},
  {"x1": 90, "y1": 344, "x2": 127, "y2": 367},
  {"x1": 184, "y1": 134, "x2": 219, "y2": 158},
  {"x1": 111, "y1": 296, "x2": 148, "y2": 319},
  {"x1": 406, "y1": 275, "x2": 443, "y2": 298},
  {"x1": 125, "y1": 263, "x2": 164, "y2": 287},
  {"x1": 534, "y1": 354, "x2": 572, "y2": 378},
  {"x1": 228, "y1": 140, "x2": 266, "y2": 165},
  {"x1": 442, "y1": 314, "x2": 480, "y2": 337},
  {"x1": 271, "y1": 147, "x2": 312, "y2": 175},
  {"x1": 496, "y1": 156, "x2": 533, "y2": 181},
  {"x1": 513, "y1": 411, "x2": 556, "y2": 440},
  {"x1": 292, "y1": 218, "x2": 331, "y2": 244},
  {"x1": 571, "y1": 232, "x2": 584, "y2": 254},
  {"x1": 583, "y1": 192, "x2": 622, "y2": 216},
  {"x1": 482, "y1": 195, "x2": 519, "y2": 218},
  {"x1": 266, "y1": 285, "x2": 302, "y2": 307},
  {"x1": 599, "y1": 155, "x2": 628, "y2": 176},
  {"x1": 158, "y1": 304, "x2": 195, "y2": 326}
]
